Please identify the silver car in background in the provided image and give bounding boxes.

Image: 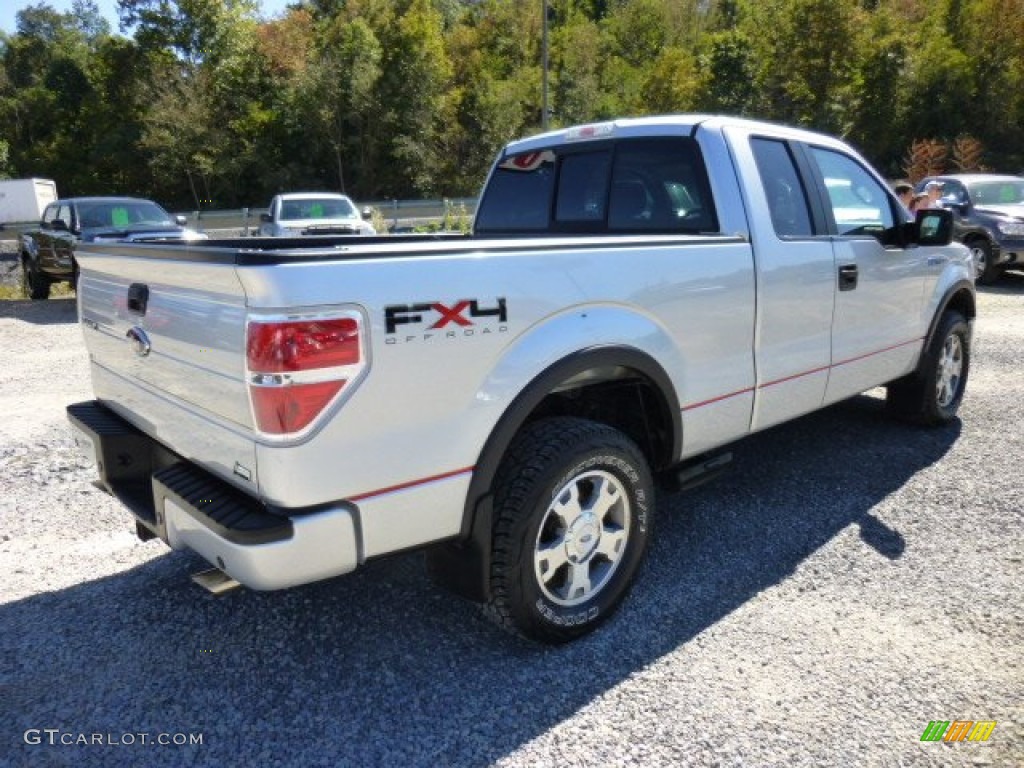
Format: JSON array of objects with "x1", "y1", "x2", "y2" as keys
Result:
[{"x1": 259, "y1": 192, "x2": 376, "y2": 236}]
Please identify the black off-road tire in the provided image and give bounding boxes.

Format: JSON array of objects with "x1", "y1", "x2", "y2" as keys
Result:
[
  {"x1": 886, "y1": 311, "x2": 970, "y2": 425},
  {"x1": 969, "y1": 238, "x2": 1000, "y2": 285},
  {"x1": 484, "y1": 417, "x2": 654, "y2": 644},
  {"x1": 21, "y1": 257, "x2": 51, "y2": 300}
]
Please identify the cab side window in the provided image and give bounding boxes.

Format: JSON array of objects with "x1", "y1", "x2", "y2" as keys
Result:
[
  {"x1": 810, "y1": 147, "x2": 895, "y2": 239},
  {"x1": 42, "y1": 204, "x2": 59, "y2": 228},
  {"x1": 751, "y1": 138, "x2": 814, "y2": 237},
  {"x1": 42, "y1": 204, "x2": 72, "y2": 231}
]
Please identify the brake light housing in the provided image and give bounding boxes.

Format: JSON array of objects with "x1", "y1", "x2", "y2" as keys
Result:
[{"x1": 246, "y1": 310, "x2": 367, "y2": 438}]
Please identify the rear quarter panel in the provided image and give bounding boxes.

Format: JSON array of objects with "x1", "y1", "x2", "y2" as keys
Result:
[{"x1": 239, "y1": 236, "x2": 755, "y2": 556}]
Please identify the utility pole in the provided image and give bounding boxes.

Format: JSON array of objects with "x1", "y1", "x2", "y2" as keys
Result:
[{"x1": 542, "y1": 0, "x2": 549, "y2": 131}]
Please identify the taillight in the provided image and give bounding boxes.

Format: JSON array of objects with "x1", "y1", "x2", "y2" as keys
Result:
[{"x1": 246, "y1": 312, "x2": 365, "y2": 437}]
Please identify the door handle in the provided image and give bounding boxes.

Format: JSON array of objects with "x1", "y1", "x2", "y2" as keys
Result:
[{"x1": 838, "y1": 264, "x2": 858, "y2": 292}]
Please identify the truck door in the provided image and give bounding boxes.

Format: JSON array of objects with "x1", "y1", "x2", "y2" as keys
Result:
[
  {"x1": 727, "y1": 132, "x2": 836, "y2": 432},
  {"x1": 805, "y1": 147, "x2": 926, "y2": 405},
  {"x1": 36, "y1": 203, "x2": 62, "y2": 272},
  {"x1": 52, "y1": 202, "x2": 78, "y2": 277}
]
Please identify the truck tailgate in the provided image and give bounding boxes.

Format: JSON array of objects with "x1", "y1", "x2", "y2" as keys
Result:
[{"x1": 76, "y1": 244, "x2": 257, "y2": 490}]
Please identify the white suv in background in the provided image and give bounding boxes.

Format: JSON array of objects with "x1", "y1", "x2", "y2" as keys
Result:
[{"x1": 259, "y1": 192, "x2": 376, "y2": 236}]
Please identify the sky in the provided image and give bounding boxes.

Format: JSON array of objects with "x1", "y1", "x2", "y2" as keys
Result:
[{"x1": 1, "y1": 0, "x2": 293, "y2": 35}]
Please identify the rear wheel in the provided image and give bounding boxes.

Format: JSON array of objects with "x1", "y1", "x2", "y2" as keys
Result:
[
  {"x1": 968, "y1": 239, "x2": 999, "y2": 285},
  {"x1": 886, "y1": 310, "x2": 969, "y2": 425},
  {"x1": 21, "y1": 257, "x2": 51, "y2": 300},
  {"x1": 485, "y1": 417, "x2": 654, "y2": 644}
]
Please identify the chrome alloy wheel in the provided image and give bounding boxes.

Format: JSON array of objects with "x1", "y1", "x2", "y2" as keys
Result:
[
  {"x1": 935, "y1": 333, "x2": 964, "y2": 408},
  {"x1": 533, "y1": 469, "x2": 631, "y2": 607}
]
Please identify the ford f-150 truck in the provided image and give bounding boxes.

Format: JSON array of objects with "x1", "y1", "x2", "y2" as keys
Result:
[
  {"x1": 258, "y1": 192, "x2": 376, "y2": 237},
  {"x1": 67, "y1": 116, "x2": 974, "y2": 643}
]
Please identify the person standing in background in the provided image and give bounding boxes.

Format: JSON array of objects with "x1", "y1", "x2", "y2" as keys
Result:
[
  {"x1": 894, "y1": 182, "x2": 914, "y2": 212},
  {"x1": 909, "y1": 193, "x2": 930, "y2": 214},
  {"x1": 924, "y1": 180, "x2": 945, "y2": 208}
]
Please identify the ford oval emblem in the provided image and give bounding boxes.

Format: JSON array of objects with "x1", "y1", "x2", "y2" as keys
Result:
[{"x1": 126, "y1": 326, "x2": 151, "y2": 358}]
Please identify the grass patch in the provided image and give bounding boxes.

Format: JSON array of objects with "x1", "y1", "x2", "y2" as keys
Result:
[
  {"x1": 0, "y1": 282, "x2": 75, "y2": 301},
  {"x1": 412, "y1": 201, "x2": 472, "y2": 234}
]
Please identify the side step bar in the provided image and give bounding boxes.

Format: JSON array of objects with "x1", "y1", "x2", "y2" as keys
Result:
[{"x1": 659, "y1": 451, "x2": 733, "y2": 493}]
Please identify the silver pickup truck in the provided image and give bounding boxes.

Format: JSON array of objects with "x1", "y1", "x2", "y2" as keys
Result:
[{"x1": 68, "y1": 115, "x2": 974, "y2": 643}]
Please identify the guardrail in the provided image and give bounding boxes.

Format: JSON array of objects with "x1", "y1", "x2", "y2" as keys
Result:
[
  {"x1": 0, "y1": 197, "x2": 479, "y2": 240},
  {"x1": 179, "y1": 197, "x2": 478, "y2": 236}
]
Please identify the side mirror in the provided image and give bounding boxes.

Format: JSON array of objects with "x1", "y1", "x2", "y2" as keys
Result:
[
  {"x1": 259, "y1": 212, "x2": 272, "y2": 223},
  {"x1": 361, "y1": 206, "x2": 373, "y2": 220},
  {"x1": 175, "y1": 215, "x2": 188, "y2": 226},
  {"x1": 914, "y1": 208, "x2": 954, "y2": 246},
  {"x1": 51, "y1": 218, "x2": 69, "y2": 232}
]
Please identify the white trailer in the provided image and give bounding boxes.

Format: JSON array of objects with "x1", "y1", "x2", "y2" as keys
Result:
[{"x1": 0, "y1": 178, "x2": 58, "y2": 224}]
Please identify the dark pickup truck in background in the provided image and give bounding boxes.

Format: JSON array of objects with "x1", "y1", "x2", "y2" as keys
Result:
[
  {"x1": 20, "y1": 196, "x2": 206, "y2": 299},
  {"x1": 916, "y1": 174, "x2": 1024, "y2": 284}
]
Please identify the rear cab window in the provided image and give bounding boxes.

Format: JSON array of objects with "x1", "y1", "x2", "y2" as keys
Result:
[{"x1": 474, "y1": 136, "x2": 719, "y2": 235}]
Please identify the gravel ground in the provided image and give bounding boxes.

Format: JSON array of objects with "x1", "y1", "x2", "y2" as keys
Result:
[
  {"x1": 0, "y1": 243, "x2": 20, "y2": 290},
  {"x1": 0, "y1": 276, "x2": 1021, "y2": 767}
]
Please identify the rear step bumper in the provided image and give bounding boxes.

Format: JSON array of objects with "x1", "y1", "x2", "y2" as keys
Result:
[{"x1": 67, "y1": 400, "x2": 360, "y2": 590}]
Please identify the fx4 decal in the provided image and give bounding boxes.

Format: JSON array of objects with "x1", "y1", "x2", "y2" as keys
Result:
[{"x1": 384, "y1": 299, "x2": 508, "y2": 344}]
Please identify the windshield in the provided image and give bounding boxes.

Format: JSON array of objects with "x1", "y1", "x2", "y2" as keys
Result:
[
  {"x1": 78, "y1": 200, "x2": 175, "y2": 229},
  {"x1": 279, "y1": 197, "x2": 357, "y2": 221},
  {"x1": 968, "y1": 180, "x2": 1024, "y2": 206}
]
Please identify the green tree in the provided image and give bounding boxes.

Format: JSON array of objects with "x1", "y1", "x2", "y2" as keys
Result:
[
  {"x1": 0, "y1": 138, "x2": 11, "y2": 178},
  {"x1": 295, "y1": 15, "x2": 383, "y2": 195},
  {"x1": 740, "y1": 0, "x2": 861, "y2": 132},
  {"x1": 902, "y1": 22, "x2": 975, "y2": 145},
  {"x1": 118, "y1": 0, "x2": 259, "y2": 63},
  {"x1": 642, "y1": 47, "x2": 703, "y2": 114},
  {"x1": 376, "y1": 0, "x2": 453, "y2": 196},
  {"x1": 957, "y1": 0, "x2": 1024, "y2": 169},
  {"x1": 2, "y1": 0, "x2": 1020, "y2": 210},
  {"x1": 599, "y1": 0, "x2": 684, "y2": 117},
  {"x1": 550, "y1": 14, "x2": 603, "y2": 124},
  {"x1": 443, "y1": 13, "x2": 538, "y2": 192},
  {"x1": 131, "y1": 0, "x2": 264, "y2": 207},
  {"x1": 696, "y1": 29, "x2": 756, "y2": 115},
  {"x1": 843, "y1": 4, "x2": 911, "y2": 174},
  {"x1": 72, "y1": 36, "x2": 150, "y2": 195},
  {"x1": 0, "y1": 3, "x2": 104, "y2": 192}
]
